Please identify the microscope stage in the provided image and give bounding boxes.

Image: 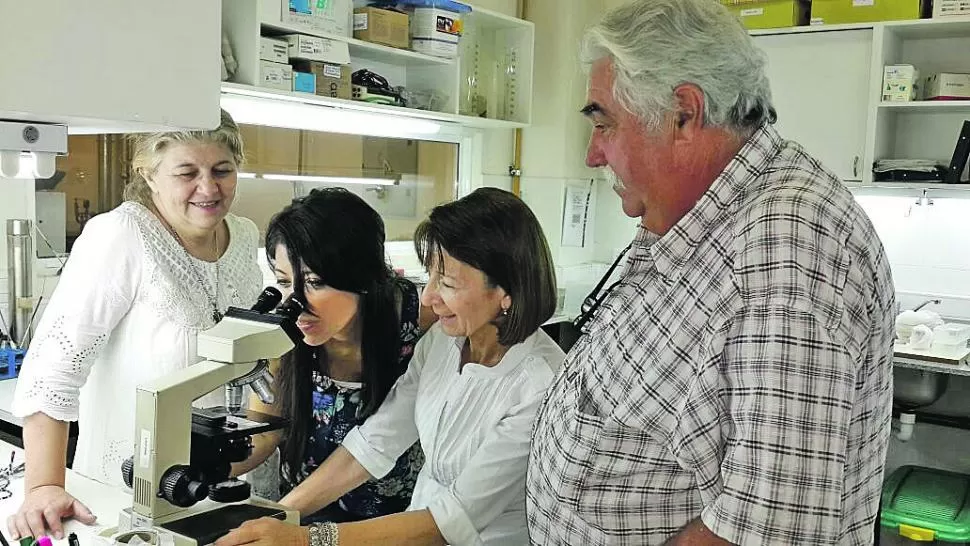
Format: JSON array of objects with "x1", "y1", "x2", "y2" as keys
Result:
[{"x1": 191, "y1": 407, "x2": 288, "y2": 442}]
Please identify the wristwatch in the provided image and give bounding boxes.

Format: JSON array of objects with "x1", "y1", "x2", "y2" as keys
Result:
[{"x1": 308, "y1": 522, "x2": 340, "y2": 546}]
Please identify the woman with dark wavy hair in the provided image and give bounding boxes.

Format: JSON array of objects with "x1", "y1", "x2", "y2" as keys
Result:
[{"x1": 231, "y1": 187, "x2": 424, "y2": 524}]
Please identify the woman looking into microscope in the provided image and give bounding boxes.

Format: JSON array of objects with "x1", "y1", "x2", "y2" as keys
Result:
[{"x1": 230, "y1": 187, "x2": 428, "y2": 524}]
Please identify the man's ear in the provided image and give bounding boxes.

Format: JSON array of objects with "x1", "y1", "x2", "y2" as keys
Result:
[{"x1": 671, "y1": 83, "x2": 705, "y2": 139}]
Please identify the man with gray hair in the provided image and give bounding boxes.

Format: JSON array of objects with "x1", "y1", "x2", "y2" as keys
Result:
[{"x1": 527, "y1": 1, "x2": 895, "y2": 544}]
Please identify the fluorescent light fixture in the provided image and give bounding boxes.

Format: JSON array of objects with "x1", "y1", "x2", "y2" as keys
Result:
[
  {"x1": 239, "y1": 172, "x2": 399, "y2": 186},
  {"x1": 221, "y1": 88, "x2": 443, "y2": 139},
  {"x1": 8, "y1": 152, "x2": 56, "y2": 179}
]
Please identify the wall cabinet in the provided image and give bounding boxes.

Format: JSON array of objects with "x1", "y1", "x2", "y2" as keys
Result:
[{"x1": 755, "y1": 30, "x2": 872, "y2": 181}]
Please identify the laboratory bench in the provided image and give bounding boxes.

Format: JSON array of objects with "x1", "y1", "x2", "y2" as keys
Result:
[{"x1": 0, "y1": 439, "x2": 129, "y2": 545}]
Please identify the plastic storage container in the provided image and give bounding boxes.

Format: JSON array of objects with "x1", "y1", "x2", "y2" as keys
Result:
[
  {"x1": 934, "y1": 323, "x2": 970, "y2": 348},
  {"x1": 882, "y1": 466, "x2": 970, "y2": 543}
]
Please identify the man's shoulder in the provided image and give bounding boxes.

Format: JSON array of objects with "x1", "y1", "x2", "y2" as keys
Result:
[{"x1": 734, "y1": 137, "x2": 862, "y2": 242}]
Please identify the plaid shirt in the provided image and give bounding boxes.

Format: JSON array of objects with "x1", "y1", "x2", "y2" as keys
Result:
[{"x1": 527, "y1": 125, "x2": 896, "y2": 545}]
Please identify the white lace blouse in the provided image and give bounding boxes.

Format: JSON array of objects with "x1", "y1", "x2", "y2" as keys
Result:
[{"x1": 12, "y1": 202, "x2": 263, "y2": 487}]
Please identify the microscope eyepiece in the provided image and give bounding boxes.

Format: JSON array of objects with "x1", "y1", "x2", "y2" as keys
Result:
[
  {"x1": 251, "y1": 287, "x2": 283, "y2": 313},
  {"x1": 275, "y1": 293, "x2": 305, "y2": 321}
]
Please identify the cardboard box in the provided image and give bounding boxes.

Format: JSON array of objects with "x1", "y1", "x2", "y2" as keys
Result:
[
  {"x1": 925, "y1": 73, "x2": 970, "y2": 100},
  {"x1": 721, "y1": 0, "x2": 808, "y2": 29},
  {"x1": 883, "y1": 65, "x2": 920, "y2": 102},
  {"x1": 354, "y1": 7, "x2": 410, "y2": 49},
  {"x1": 281, "y1": 0, "x2": 352, "y2": 37},
  {"x1": 292, "y1": 60, "x2": 352, "y2": 100},
  {"x1": 810, "y1": 0, "x2": 929, "y2": 25},
  {"x1": 935, "y1": 0, "x2": 970, "y2": 18},
  {"x1": 260, "y1": 36, "x2": 289, "y2": 63},
  {"x1": 259, "y1": 60, "x2": 293, "y2": 91},
  {"x1": 282, "y1": 33, "x2": 351, "y2": 64},
  {"x1": 293, "y1": 71, "x2": 317, "y2": 94},
  {"x1": 411, "y1": 37, "x2": 458, "y2": 59}
]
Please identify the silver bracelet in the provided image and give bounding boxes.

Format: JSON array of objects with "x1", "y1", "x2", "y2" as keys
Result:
[{"x1": 308, "y1": 522, "x2": 340, "y2": 546}]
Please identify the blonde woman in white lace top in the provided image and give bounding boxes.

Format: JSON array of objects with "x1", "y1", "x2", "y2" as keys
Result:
[{"x1": 7, "y1": 110, "x2": 263, "y2": 542}]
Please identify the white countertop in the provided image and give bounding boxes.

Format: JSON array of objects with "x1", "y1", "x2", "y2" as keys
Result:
[
  {"x1": 894, "y1": 341, "x2": 970, "y2": 364},
  {"x1": 893, "y1": 342, "x2": 970, "y2": 376},
  {"x1": 0, "y1": 440, "x2": 130, "y2": 545}
]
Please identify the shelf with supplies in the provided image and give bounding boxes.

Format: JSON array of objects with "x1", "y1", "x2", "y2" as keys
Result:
[
  {"x1": 221, "y1": 0, "x2": 534, "y2": 133},
  {"x1": 748, "y1": 15, "x2": 970, "y2": 187},
  {"x1": 259, "y1": 19, "x2": 453, "y2": 67},
  {"x1": 747, "y1": 15, "x2": 970, "y2": 38}
]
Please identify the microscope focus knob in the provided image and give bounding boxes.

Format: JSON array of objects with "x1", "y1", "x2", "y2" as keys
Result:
[
  {"x1": 121, "y1": 457, "x2": 134, "y2": 489},
  {"x1": 208, "y1": 479, "x2": 251, "y2": 503},
  {"x1": 160, "y1": 465, "x2": 209, "y2": 508}
]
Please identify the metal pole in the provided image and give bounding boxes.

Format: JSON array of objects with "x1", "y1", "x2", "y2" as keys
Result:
[{"x1": 7, "y1": 219, "x2": 33, "y2": 348}]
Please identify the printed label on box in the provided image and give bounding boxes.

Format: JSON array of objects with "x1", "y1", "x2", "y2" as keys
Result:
[
  {"x1": 323, "y1": 64, "x2": 342, "y2": 78},
  {"x1": 740, "y1": 8, "x2": 764, "y2": 16},
  {"x1": 354, "y1": 13, "x2": 368, "y2": 30},
  {"x1": 300, "y1": 41, "x2": 321, "y2": 55},
  {"x1": 853, "y1": 0, "x2": 875, "y2": 5}
]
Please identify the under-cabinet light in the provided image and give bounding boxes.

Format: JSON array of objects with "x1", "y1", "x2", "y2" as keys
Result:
[{"x1": 238, "y1": 172, "x2": 399, "y2": 186}]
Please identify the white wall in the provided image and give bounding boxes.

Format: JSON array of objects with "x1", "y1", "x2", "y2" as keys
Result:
[
  {"x1": 856, "y1": 193, "x2": 970, "y2": 320},
  {"x1": 514, "y1": 0, "x2": 608, "y2": 271}
]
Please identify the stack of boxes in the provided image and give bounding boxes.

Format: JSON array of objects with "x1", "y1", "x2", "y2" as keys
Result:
[
  {"x1": 286, "y1": 34, "x2": 353, "y2": 99},
  {"x1": 722, "y1": 0, "x2": 932, "y2": 30},
  {"x1": 259, "y1": 36, "x2": 293, "y2": 91},
  {"x1": 257, "y1": 0, "x2": 354, "y2": 98},
  {"x1": 882, "y1": 65, "x2": 970, "y2": 103},
  {"x1": 251, "y1": 0, "x2": 471, "y2": 107}
]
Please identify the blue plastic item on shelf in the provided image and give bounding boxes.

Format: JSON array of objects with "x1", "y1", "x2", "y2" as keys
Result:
[
  {"x1": 0, "y1": 346, "x2": 25, "y2": 380},
  {"x1": 372, "y1": 0, "x2": 472, "y2": 13}
]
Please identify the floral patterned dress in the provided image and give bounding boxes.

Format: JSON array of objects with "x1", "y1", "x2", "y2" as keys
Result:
[{"x1": 281, "y1": 279, "x2": 424, "y2": 522}]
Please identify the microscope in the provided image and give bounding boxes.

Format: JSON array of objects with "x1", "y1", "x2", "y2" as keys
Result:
[{"x1": 115, "y1": 287, "x2": 305, "y2": 545}]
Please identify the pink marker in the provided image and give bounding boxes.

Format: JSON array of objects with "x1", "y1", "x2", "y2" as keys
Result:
[{"x1": 36, "y1": 538, "x2": 53, "y2": 546}]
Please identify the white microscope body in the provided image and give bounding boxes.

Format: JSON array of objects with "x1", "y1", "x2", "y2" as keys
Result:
[{"x1": 116, "y1": 289, "x2": 304, "y2": 545}]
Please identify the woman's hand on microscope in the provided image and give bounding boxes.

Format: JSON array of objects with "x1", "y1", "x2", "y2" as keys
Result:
[
  {"x1": 7, "y1": 484, "x2": 97, "y2": 540},
  {"x1": 215, "y1": 517, "x2": 309, "y2": 546}
]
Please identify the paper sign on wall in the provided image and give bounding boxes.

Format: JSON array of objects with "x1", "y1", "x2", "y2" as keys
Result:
[{"x1": 561, "y1": 182, "x2": 593, "y2": 248}]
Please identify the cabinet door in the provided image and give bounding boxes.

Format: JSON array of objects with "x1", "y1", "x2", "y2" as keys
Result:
[{"x1": 755, "y1": 30, "x2": 872, "y2": 181}]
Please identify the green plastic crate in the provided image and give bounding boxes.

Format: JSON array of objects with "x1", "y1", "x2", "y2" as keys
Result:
[{"x1": 882, "y1": 466, "x2": 970, "y2": 543}]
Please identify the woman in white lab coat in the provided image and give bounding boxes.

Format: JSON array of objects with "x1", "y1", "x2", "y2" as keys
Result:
[
  {"x1": 216, "y1": 187, "x2": 565, "y2": 546},
  {"x1": 7, "y1": 110, "x2": 263, "y2": 541}
]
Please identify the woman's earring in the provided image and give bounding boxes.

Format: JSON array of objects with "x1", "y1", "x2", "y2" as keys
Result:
[{"x1": 501, "y1": 308, "x2": 509, "y2": 317}]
